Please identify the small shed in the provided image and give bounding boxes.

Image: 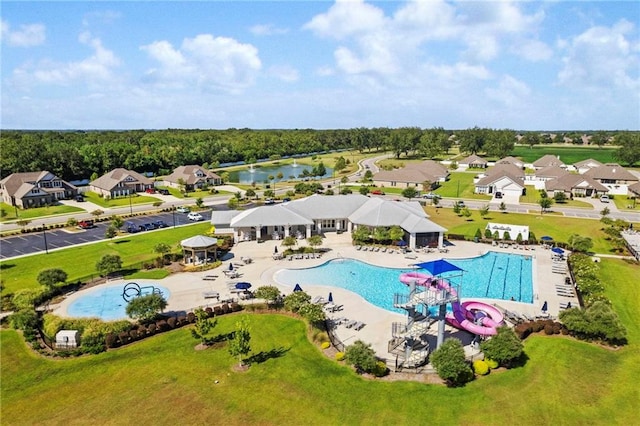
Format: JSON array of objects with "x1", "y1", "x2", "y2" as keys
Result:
[{"x1": 55, "y1": 330, "x2": 80, "y2": 349}]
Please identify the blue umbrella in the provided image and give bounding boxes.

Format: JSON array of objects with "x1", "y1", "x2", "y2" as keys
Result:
[
  {"x1": 397, "y1": 240, "x2": 407, "y2": 247},
  {"x1": 293, "y1": 283, "x2": 303, "y2": 292},
  {"x1": 542, "y1": 301, "x2": 548, "y2": 312},
  {"x1": 228, "y1": 263, "x2": 234, "y2": 271},
  {"x1": 541, "y1": 236, "x2": 553, "y2": 241},
  {"x1": 328, "y1": 292, "x2": 333, "y2": 303},
  {"x1": 235, "y1": 282, "x2": 251, "y2": 290},
  {"x1": 552, "y1": 247, "x2": 565, "y2": 254},
  {"x1": 566, "y1": 302, "x2": 572, "y2": 309}
]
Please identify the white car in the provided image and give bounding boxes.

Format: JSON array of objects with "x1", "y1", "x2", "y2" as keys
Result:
[
  {"x1": 176, "y1": 206, "x2": 190, "y2": 213},
  {"x1": 600, "y1": 195, "x2": 610, "y2": 203},
  {"x1": 187, "y1": 212, "x2": 203, "y2": 221}
]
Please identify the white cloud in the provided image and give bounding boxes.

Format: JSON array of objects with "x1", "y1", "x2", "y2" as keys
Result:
[
  {"x1": 515, "y1": 39, "x2": 553, "y2": 62},
  {"x1": 303, "y1": 0, "x2": 387, "y2": 40},
  {"x1": 249, "y1": 24, "x2": 288, "y2": 36},
  {"x1": 141, "y1": 34, "x2": 262, "y2": 92},
  {"x1": 1, "y1": 19, "x2": 45, "y2": 47},
  {"x1": 9, "y1": 31, "x2": 119, "y2": 89},
  {"x1": 485, "y1": 74, "x2": 532, "y2": 107},
  {"x1": 558, "y1": 19, "x2": 639, "y2": 90},
  {"x1": 268, "y1": 65, "x2": 299, "y2": 82}
]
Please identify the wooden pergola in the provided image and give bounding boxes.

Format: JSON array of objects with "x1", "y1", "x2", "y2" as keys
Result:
[{"x1": 180, "y1": 235, "x2": 218, "y2": 265}]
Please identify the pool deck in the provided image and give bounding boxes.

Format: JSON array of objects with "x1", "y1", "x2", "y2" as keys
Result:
[{"x1": 54, "y1": 233, "x2": 579, "y2": 358}]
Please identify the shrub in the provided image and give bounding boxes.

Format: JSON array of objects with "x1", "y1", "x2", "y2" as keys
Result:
[
  {"x1": 485, "y1": 359, "x2": 499, "y2": 369},
  {"x1": 371, "y1": 361, "x2": 389, "y2": 377},
  {"x1": 105, "y1": 333, "x2": 119, "y2": 348},
  {"x1": 531, "y1": 321, "x2": 544, "y2": 333},
  {"x1": 321, "y1": 341, "x2": 331, "y2": 350},
  {"x1": 544, "y1": 324, "x2": 554, "y2": 335},
  {"x1": 129, "y1": 329, "x2": 139, "y2": 340},
  {"x1": 147, "y1": 323, "x2": 156, "y2": 334},
  {"x1": 167, "y1": 317, "x2": 177, "y2": 329},
  {"x1": 473, "y1": 360, "x2": 490, "y2": 375},
  {"x1": 514, "y1": 323, "x2": 532, "y2": 339},
  {"x1": 204, "y1": 307, "x2": 213, "y2": 316},
  {"x1": 213, "y1": 306, "x2": 223, "y2": 316},
  {"x1": 344, "y1": 340, "x2": 377, "y2": 373},
  {"x1": 480, "y1": 326, "x2": 524, "y2": 368},
  {"x1": 9, "y1": 310, "x2": 39, "y2": 331},
  {"x1": 177, "y1": 316, "x2": 187, "y2": 325},
  {"x1": 118, "y1": 332, "x2": 131, "y2": 345},
  {"x1": 137, "y1": 325, "x2": 147, "y2": 335},
  {"x1": 335, "y1": 352, "x2": 345, "y2": 361},
  {"x1": 187, "y1": 312, "x2": 196, "y2": 323},
  {"x1": 430, "y1": 338, "x2": 474, "y2": 387},
  {"x1": 156, "y1": 320, "x2": 169, "y2": 332},
  {"x1": 230, "y1": 302, "x2": 242, "y2": 312},
  {"x1": 221, "y1": 304, "x2": 232, "y2": 314}
]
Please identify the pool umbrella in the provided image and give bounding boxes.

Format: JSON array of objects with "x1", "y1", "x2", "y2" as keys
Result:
[
  {"x1": 228, "y1": 263, "x2": 234, "y2": 271},
  {"x1": 235, "y1": 282, "x2": 252, "y2": 290},
  {"x1": 293, "y1": 283, "x2": 303, "y2": 292},
  {"x1": 566, "y1": 302, "x2": 572, "y2": 309},
  {"x1": 542, "y1": 301, "x2": 548, "y2": 312},
  {"x1": 328, "y1": 292, "x2": 333, "y2": 303},
  {"x1": 552, "y1": 247, "x2": 565, "y2": 254},
  {"x1": 274, "y1": 246, "x2": 278, "y2": 254},
  {"x1": 541, "y1": 236, "x2": 553, "y2": 241}
]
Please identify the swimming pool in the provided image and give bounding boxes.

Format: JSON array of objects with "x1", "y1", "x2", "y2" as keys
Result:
[
  {"x1": 274, "y1": 252, "x2": 533, "y2": 313},
  {"x1": 67, "y1": 283, "x2": 170, "y2": 321}
]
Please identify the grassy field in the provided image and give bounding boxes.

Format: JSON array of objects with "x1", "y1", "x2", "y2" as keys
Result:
[
  {"x1": 0, "y1": 202, "x2": 84, "y2": 222},
  {"x1": 0, "y1": 223, "x2": 212, "y2": 295},
  {"x1": 84, "y1": 191, "x2": 161, "y2": 208},
  {"x1": 520, "y1": 186, "x2": 593, "y2": 209},
  {"x1": 425, "y1": 206, "x2": 627, "y2": 254},
  {"x1": 2, "y1": 255, "x2": 638, "y2": 425},
  {"x1": 511, "y1": 145, "x2": 618, "y2": 165},
  {"x1": 435, "y1": 172, "x2": 492, "y2": 200}
]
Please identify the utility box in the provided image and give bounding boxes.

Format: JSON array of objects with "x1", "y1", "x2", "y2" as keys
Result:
[{"x1": 55, "y1": 330, "x2": 80, "y2": 349}]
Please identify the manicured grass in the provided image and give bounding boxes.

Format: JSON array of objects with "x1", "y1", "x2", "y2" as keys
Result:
[
  {"x1": 84, "y1": 191, "x2": 161, "y2": 208},
  {"x1": 0, "y1": 202, "x2": 84, "y2": 222},
  {"x1": 611, "y1": 195, "x2": 639, "y2": 211},
  {"x1": 520, "y1": 186, "x2": 593, "y2": 209},
  {"x1": 511, "y1": 145, "x2": 618, "y2": 165},
  {"x1": 0, "y1": 223, "x2": 212, "y2": 295},
  {"x1": 434, "y1": 172, "x2": 492, "y2": 200},
  {"x1": 425, "y1": 206, "x2": 626, "y2": 254}
]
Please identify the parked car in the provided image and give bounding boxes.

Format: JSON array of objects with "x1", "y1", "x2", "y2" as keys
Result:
[
  {"x1": 371, "y1": 189, "x2": 385, "y2": 195},
  {"x1": 495, "y1": 192, "x2": 503, "y2": 199},
  {"x1": 145, "y1": 188, "x2": 156, "y2": 194},
  {"x1": 176, "y1": 206, "x2": 190, "y2": 213},
  {"x1": 78, "y1": 220, "x2": 95, "y2": 229},
  {"x1": 187, "y1": 212, "x2": 204, "y2": 221},
  {"x1": 153, "y1": 220, "x2": 169, "y2": 228},
  {"x1": 264, "y1": 198, "x2": 275, "y2": 205},
  {"x1": 158, "y1": 189, "x2": 170, "y2": 195},
  {"x1": 140, "y1": 223, "x2": 155, "y2": 231},
  {"x1": 456, "y1": 201, "x2": 466, "y2": 208},
  {"x1": 282, "y1": 197, "x2": 291, "y2": 202},
  {"x1": 125, "y1": 222, "x2": 139, "y2": 233},
  {"x1": 600, "y1": 195, "x2": 610, "y2": 203},
  {"x1": 75, "y1": 194, "x2": 85, "y2": 202}
]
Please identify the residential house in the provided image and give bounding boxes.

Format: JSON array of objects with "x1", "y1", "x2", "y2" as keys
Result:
[
  {"x1": 372, "y1": 160, "x2": 449, "y2": 190},
  {"x1": 495, "y1": 156, "x2": 525, "y2": 169},
  {"x1": 573, "y1": 159, "x2": 603, "y2": 174},
  {"x1": 526, "y1": 165, "x2": 569, "y2": 189},
  {"x1": 532, "y1": 155, "x2": 566, "y2": 170},
  {"x1": 164, "y1": 165, "x2": 222, "y2": 191},
  {"x1": 545, "y1": 174, "x2": 609, "y2": 199},
  {"x1": 458, "y1": 154, "x2": 488, "y2": 169},
  {"x1": 212, "y1": 194, "x2": 447, "y2": 250},
  {"x1": 583, "y1": 163, "x2": 639, "y2": 196},
  {"x1": 474, "y1": 163, "x2": 525, "y2": 197},
  {"x1": 0, "y1": 171, "x2": 78, "y2": 209},
  {"x1": 89, "y1": 168, "x2": 154, "y2": 198}
]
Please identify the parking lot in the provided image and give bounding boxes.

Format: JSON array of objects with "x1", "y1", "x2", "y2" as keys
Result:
[{"x1": 0, "y1": 210, "x2": 212, "y2": 259}]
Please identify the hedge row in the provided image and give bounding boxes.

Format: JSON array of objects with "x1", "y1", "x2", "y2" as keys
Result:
[{"x1": 514, "y1": 319, "x2": 568, "y2": 340}]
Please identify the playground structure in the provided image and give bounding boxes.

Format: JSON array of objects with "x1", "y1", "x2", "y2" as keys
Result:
[
  {"x1": 121, "y1": 282, "x2": 164, "y2": 303},
  {"x1": 389, "y1": 259, "x2": 504, "y2": 369}
]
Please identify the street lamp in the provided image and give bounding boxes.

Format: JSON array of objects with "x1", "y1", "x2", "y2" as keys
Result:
[
  {"x1": 128, "y1": 190, "x2": 133, "y2": 216},
  {"x1": 172, "y1": 205, "x2": 176, "y2": 228},
  {"x1": 42, "y1": 224, "x2": 49, "y2": 254}
]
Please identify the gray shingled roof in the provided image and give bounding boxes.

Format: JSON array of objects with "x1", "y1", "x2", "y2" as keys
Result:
[
  {"x1": 90, "y1": 168, "x2": 153, "y2": 191},
  {"x1": 545, "y1": 174, "x2": 609, "y2": 192},
  {"x1": 165, "y1": 165, "x2": 221, "y2": 185},
  {"x1": 535, "y1": 165, "x2": 569, "y2": 179},
  {"x1": 459, "y1": 154, "x2": 487, "y2": 166},
  {"x1": 533, "y1": 154, "x2": 565, "y2": 168},
  {"x1": 231, "y1": 205, "x2": 313, "y2": 227},
  {"x1": 285, "y1": 194, "x2": 369, "y2": 219},
  {"x1": 181, "y1": 235, "x2": 218, "y2": 248},
  {"x1": 584, "y1": 163, "x2": 638, "y2": 182}
]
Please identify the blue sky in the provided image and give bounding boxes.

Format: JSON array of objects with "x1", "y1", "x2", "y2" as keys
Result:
[{"x1": 2, "y1": 1, "x2": 639, "y2": 130}]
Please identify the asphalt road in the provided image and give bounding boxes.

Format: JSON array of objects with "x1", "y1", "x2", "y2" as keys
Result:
[{"x1": 0, "y1": 210, "x2": 213, "y2": 260}]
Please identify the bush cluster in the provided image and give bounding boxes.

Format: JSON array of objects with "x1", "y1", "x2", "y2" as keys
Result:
[
  {"x1": 473, "y1": 360, "x2": 490, "y2": 375},
  {"x1": 335, "y1": 352, "x2": 345, "y2": 361},
  {"x1": 568, "y1": 253, "x2": 607, "y2": 306},
  {"x1": 514, "y1": 319, "x2": 566, "y2": 339},
  {"x1": 559, "y1": 301, "x2": 627, "y2": 346}
]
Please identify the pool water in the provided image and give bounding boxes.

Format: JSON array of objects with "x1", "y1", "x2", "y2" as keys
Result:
[
  {"x1": 274, "y1": 252, "x2": 533, "y2": 314},
  {"x1": 67, "y1": 284, "x2": 170, "y2": 321}
]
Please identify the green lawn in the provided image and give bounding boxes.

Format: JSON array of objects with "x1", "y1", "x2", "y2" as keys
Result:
[
  {"x1": 520, "y1": 186, "x2": 593, "y2": 209},
  {"x1": 425, "y1": 206, "x2": 630, "y2": 254},
  {"x1": 84, "y1": 191, "x2": 162, "y2": 208},
  {"x1": 435, "y1": 172, "x2": 492, "y2": 200},
  {"x1": 0, "y1": 202, "x2": 84, "y2": 222},
  {"x1": 2, "y1": 264, "x2": 638, "y2": 426},
  {"x1": 0, "y1": 223, "x2": 212, "y2": 295},
  {"x1": 511, "y1": 145, "x2": 618, "y2": 165}
]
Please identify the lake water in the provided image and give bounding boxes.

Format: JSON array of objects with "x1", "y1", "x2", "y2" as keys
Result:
[{"x1": 228, "y1": 164, "x2": 333, "y2": 184}]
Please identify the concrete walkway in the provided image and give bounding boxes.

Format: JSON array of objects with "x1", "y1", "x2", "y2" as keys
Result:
[{"x1": 53, "y1": 233, "x2": 579, "y2": 359}]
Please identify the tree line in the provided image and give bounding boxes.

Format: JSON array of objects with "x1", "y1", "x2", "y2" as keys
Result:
[{"x1": 1, "y1": 128, "x2": 637, "y2": 181}]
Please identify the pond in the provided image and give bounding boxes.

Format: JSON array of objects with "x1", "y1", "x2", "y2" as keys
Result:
[{"x1": 228, "y1": 162, "x2": 333, "y2": 184}]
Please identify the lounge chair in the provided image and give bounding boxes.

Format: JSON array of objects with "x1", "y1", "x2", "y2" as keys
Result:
[
  {"x1": 312, "y1": 296, "x2": 327, "y2": 305},
  {"x1": 356, "y1": 245, "x2": 362, "y2": 250},
  {"x1": 202, "y1": 291, "x2": 219, "y2": 299},
  {"x1": 354, "y1": 322, "x2": 366, "y2": 331},
  {"x1": 374, "y1": 247, "x2": 380, "y2": 252},
  {"x1": 381, "y1": 247, "x2": 387, "y2": 253},
  {"x1": 361, "y1": 246, "x2": 368, "y2": 252},
  {"x1": 344, "y1": 320, "x2": 357, "y2": 328}
]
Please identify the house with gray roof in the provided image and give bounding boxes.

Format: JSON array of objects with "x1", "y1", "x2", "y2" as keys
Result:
[
  {"x1": 532, "y1": 155, "x2": 566, "y2": 170},
  {"x1": 163, "y1": 165, "x2": 221, "y2": 191},
  {"x1": 583, "y1": 163, "x2": 639, "y2": 195},
  {"x1": 89, "y1": 168, "x2": 154, "y2": 198},
  {"x1": 0, "y1": 171, "x2": 78, "y2": 209},
  {"x1": 495, "y1": 156, "x2": 525, "y2": 169},
  {"x1": 372, "y1": 160, "x2": 449, "y2": 190},
  {"x1": 458, "y1": 154, "x2": 488, "y2": 169},
  {"x1": 212, "y1": 194, "x2": 446, "y2": 249},
  {"x1": 474, "y1": 163, "x2": 525, "y2": 198},
  {"x1": 573, "y1": 158, "x2": 603, "y2": 174},
  {"x1": 545, "y1": 174, "x2": 609, "y2": 199}
]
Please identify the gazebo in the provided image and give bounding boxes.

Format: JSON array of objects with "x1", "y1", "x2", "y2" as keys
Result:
[{"x1": 180, "y1": 235, "x2": 219, "y2": 265}]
